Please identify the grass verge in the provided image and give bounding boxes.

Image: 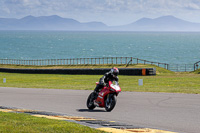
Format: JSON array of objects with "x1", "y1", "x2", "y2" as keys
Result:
[
  {"x1": 0, "y1": 111, "x2": 105, "y2": 133},
  {"x1": 0, "y1": 64, "x2": 200, "y2": 94}
]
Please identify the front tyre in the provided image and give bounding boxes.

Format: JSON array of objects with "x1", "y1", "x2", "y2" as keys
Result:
[
  {"x1": 105, "y1": 94, "x2": 116, "y2": 112},
  {"x1": 86, "y1": 92, "x2": 96, "y2": 110}
]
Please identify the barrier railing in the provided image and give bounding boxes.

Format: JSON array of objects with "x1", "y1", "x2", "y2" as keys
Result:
[
  {"x1": 1, "y1": 57, "x2": 199, "y2": 72},
  {"x1": 168, "y1": 64, "x2": 194, "y2": 72},
  {"x1": 0, "y1": 57, "x2": 168, "y2": 69},
  {"x1": 194, "y1": 61, "x2": 200, "y2": 71}
]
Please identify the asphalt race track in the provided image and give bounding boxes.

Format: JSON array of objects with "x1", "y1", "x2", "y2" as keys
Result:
[{"x1": 0, "y1": 87, "x2": 200, "y2": 133}]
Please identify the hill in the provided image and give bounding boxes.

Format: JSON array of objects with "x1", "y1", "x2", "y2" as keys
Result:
[
  {"x1": 1, "y1": 15, "x2": 200, "y2": 31},
  {"x1": 116, "y1": 15, "x2": 200, "y2": 31},
  {"x1": 0, "y1": 15, "x2": 108, "y2": 30}
]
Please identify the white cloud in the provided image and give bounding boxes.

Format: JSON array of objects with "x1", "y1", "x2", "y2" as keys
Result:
[
  {"x1": 22, "y1": 0, "x2": 41, "y2": 7},
  {"x1": 185, "y1": 3, "x2": 200, "y2": 10}
]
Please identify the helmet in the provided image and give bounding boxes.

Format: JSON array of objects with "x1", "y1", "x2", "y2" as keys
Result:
[{"x1": 111, "y1": 67, "x2": 119, "y2": 77}]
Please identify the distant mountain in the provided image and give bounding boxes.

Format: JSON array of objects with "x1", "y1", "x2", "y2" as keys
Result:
[
  {"x1": 0, "y1": 15, "x2": 108, "y2": 30},
  {"x1": 114, "y1": 15, "x2": 200, "y2": 31},
  {"x1": 1, "y1": 15, "x2": 200, "y2": 31}
]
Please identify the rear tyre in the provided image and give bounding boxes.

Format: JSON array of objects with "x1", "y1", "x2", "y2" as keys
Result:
[
  {"x1": 86, "y1": 92, "x2": 96, "y2": 110},
  {"x1": 105, "y1": 94, "x2": 116, "y2": 112}
]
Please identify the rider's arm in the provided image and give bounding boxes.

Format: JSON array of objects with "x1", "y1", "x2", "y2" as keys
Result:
[
  {"x1": 99, "y1": 72, "x2": 109, "y2": 85},
  {"x1": 115, "y1": 76, "x2": 119, "y2": 82},
  {"x1": 114, "y1": 76, "x2": 119, "y2": 85}
]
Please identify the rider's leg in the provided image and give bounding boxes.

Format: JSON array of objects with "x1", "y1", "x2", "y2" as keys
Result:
[
  {"x1": 94, "y1": 84, "x2": 102, "y2": 93},
  {"x1": 94, "y1": 84, "x2": 103, "y2": 98}
]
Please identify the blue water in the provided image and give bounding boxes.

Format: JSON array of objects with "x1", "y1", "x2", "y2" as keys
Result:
[{"x1": 0, "y1": 31, "x2": 200, "y2": 64}]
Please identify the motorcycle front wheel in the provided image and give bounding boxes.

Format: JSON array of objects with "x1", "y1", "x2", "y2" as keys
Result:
[
  {"x1": 105, "y1": 94, "x2": 116, "y2": 112},
  {"x1": 86, "y1": 92, "x2": 96, "y2": 110}
]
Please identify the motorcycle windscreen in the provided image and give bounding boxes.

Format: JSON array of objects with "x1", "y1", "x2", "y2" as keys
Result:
[{"x1": 110, "y1": 84, "x2": 121, "y2": 91}]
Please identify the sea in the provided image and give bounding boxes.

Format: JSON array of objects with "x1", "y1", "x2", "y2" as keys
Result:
[{"x1": 0, "y1": 31, "x2": 200, "y2": 65}]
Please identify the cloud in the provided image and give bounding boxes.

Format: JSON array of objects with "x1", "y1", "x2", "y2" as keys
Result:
[{"x1": 184, "y1": 2, "x2": 200, "y2": 10}]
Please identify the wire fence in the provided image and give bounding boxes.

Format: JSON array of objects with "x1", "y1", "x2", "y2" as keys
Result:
[
  {"x1": 0, "y1": 57, "x2": 199, "y2": 72},
  {"x1": 168, "y1": 64, "x2": 194, "y2": 72},
  {"x1": 0, "y1": 57, "x2": 168, "y2": 68}
]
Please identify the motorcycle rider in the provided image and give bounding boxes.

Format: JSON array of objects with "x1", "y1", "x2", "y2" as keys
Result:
[{"x1": 94, "y1": 67, "x2": 119, "y2": 97}]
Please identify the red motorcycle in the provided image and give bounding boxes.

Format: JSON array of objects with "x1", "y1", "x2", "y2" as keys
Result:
[{"x1": 87, "y1": 80, "x2": 121, "y2": 112}]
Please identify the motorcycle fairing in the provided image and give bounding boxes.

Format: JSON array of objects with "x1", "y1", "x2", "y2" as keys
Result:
[{"x1": 95, "y1": 86, "x2": 109, "y2": 107}]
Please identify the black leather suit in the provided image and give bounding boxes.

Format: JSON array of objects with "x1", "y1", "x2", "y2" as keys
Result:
[{"x1": 94, "y1": 71, "x2": 119, "y2": 93}]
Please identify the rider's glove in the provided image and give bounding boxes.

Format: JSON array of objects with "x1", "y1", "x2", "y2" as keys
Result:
[
  {"x1": 105, "y1": 83, "x2": 109, "y2": 87},
  {"x1": 103, "y1": 83, "x2": 107, "y2": 86}
]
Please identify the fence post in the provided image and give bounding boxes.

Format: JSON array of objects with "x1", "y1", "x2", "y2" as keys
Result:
[
  {"x1": 195, "y1": 64, "x2": 199, "y2": 70},
  {"x1": 130, "y1": 57, "x2": 132, "y2": 64},
  {"x1": 177, "y1": 64, "x2": 179, "y2": 72},
  {"x1": 112, "y1": 57, "x2": 113, "y2": 64},
  {"x1": 185, "y1": 64, "x2": 186, "y2": 72}
]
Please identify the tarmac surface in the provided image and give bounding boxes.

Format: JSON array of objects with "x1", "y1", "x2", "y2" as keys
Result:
[{"x1": 0, "y1": 87, "x2": 200, "y2": 133}]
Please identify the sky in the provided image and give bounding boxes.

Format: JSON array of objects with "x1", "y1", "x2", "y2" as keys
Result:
[{"x1": 1, "y1": 0, "x2": 200, "y2": 26}]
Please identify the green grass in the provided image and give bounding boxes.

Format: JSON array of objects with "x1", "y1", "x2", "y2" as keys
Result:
[
  {"x1": 0, "y1": 64, "x2": 200, "y2": 94},
  {"x1": 0, "y1": 112, "x2": 105, "y2": 133},
  {"x1": 121, "y1": 73, "x2": 200, "y2": 94},
  {"x1": 0, "y1": 72, "x2": 200, "y2": 94},
  {"x1": 194, "y1": 68, "x2": 200, "y2": 74}
]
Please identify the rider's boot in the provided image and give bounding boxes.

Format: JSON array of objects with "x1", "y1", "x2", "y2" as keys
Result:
[
  {"x1": 94, "y1": 91, "x2": 98, "y2": 99},
  {"x1": 93, "y1": 85, "x2": 101, "y2": 99}
]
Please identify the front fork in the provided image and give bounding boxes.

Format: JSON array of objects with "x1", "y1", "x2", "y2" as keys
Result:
[
  {"x1": 105, "y1": 94, "x2": 114, "y2": 107},
  {"x1": 106, "y1": 94, "x2": 110, "y2": 103}
]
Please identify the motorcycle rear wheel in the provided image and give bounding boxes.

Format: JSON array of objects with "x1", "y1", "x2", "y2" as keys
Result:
[
  {"x1": 86, "y1": 92, "x2": 96, "y2": 110},
  {"x1": 105, "y1": 94, "x2": 116, "y2": 112}
]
